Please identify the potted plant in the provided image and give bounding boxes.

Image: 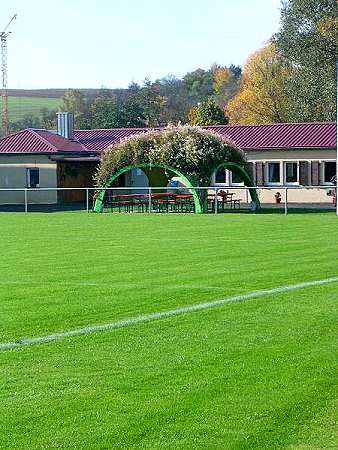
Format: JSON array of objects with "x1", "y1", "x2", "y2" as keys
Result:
[{"x1": 274, "y1": 192, "x2": 282, "y2": 204}]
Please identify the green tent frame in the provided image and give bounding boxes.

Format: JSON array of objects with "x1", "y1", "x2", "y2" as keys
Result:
[
  {"x1": 214, "y1": 162, "x2": 260, "y2": 207},
  {"x1": 93, "y1": 162, "x2": 260, "y2": 213},
  {"x1": 93, "y1": 163, "x2": 202, "y2": 213}
]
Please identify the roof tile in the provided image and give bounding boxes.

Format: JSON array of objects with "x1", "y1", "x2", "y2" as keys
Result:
[{"x1": 0, "y1": 122, "x2": 336, "y2": 154}]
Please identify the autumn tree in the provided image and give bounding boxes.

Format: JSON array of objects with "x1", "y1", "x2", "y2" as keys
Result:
[
  {"x1": 275, "y1": 0, "x2": 337, "y2": 121},
  {"x1": 212, "y1": 64, "x2": 242, "y2": 108},
  {"x1": 227, "y1": 44, "x2": 293, "y2": 124},
  {"x1": 188, "y1": 98, "x2": 228, "y2": 125}
]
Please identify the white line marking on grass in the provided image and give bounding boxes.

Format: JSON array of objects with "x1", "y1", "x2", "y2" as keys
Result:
[{"x1": 1, "y1": 276, "x2": 337, "y2": 351}]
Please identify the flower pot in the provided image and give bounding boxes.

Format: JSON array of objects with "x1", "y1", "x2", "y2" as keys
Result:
[{"x1": 275, "y1": 198, "x2": 281, "y2": 204}]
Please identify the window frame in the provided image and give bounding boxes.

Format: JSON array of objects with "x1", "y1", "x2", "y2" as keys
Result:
[
  {"x1": 265, "y1": 161, "x2": 282, "y2": 186},
  {"x1": 229, "y1": 170, "x2": 244, "y2": 187},
  {"x1": 283, "y1": 161, "x2": 299, "y2": 186},
  {"x1": 213, "y1": 168, "x2": 230, "y2": 186},
  {"x1": 26, "y1": 167, "x2": 40, "y2": 188},
  {"x1": 213, "y1": 168, "x2": 245, "y2": 187},
  {"x1": 321, "y1": 160, "x2": 336, "y2": 185}
]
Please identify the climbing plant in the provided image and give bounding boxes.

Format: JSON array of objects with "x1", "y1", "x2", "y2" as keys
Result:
[
  {"x1": 96, "y1": 126, "x2": 250, "y2": 185},
  {"x1": 95, "y1": 125, "x2": 259, "y2": 212}
]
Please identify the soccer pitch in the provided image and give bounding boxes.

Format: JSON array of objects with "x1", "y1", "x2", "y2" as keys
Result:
[{"x1": 0, "y1": 213, "x2": 337, "y2": 449}]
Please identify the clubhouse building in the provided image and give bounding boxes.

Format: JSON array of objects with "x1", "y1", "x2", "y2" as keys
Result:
[{"x1": 0, "y1": 114, "x2": 336, "y2": 206}]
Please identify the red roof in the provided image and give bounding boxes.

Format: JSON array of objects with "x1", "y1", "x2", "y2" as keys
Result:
[
  {"x1": 74, "y1": 128, "x2": 149, "y2": 152},
  {"x1": 208, "y1": 122, "x2": 337, "y2": 149},
  {"x1": 0, "y1": 128, "x2": 85, "y2": 153},
  {"x1": 34, "y1": 130, "x2": 86, "y2": 152},
  {"x1": 0, "y1": 122, "x2": 336, "y2": 154}
]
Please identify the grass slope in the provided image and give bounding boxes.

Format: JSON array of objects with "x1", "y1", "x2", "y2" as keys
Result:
[
  {"x1": 0, "y1": 96, "x2": 60, "y2": 122},
  {"x1": 0, "y1": 213, "x2": 337, "y2": 449}
]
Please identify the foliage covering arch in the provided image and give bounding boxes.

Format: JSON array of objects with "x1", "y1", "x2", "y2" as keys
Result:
[{"x1": 95, "y1": 126, "x2": 260, "y2": 212}]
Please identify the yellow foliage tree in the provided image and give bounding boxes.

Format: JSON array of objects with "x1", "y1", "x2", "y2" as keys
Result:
[
  {"x1": 316, "y1": 17, "x2": 338, "y2": 45},
  {"x1": 227, "y1": 44, "x2": 293, "y2": 124},
  {"x1": 213, "y1": 67, "x2": 232, "y2": 107}
]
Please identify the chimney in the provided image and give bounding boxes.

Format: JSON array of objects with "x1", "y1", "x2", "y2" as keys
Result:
[{"x1": 57, "y1": 112, "x2": 74, "y2": 140}]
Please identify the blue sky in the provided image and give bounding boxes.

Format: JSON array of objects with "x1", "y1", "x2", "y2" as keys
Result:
[{"x1": 3, "y1": 0, "x2": 282, "y2": 89}]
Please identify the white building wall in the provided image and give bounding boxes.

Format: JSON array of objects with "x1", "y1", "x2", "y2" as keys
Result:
[
  {"x1": 212, "y1": 149, "x2": 336, "y2": 205},
  {"x1": 0, "y1": 155, "x2": 58, "y2": 204},
  {"x1": 0, "y1": 148, "x2": 335, "y2": 205}
]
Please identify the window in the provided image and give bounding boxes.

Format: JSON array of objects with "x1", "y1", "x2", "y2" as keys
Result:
[
  {"x1": 230, "y1": 171, "x2": 243, "y2": 186},
  {"x1": 215, "y1": 167, "x2": 227, "y2": 184},
  {"x1": 267, "y1": 162, "x2": 281, "y2": 184},
  {"x1": 26, "y1": 168, "x2": 40, "y2": 188},
  {"x1": 322, "y1": 161, "x2": 336, "y2": 184},
  {"x1": 284, "y1": 162, "x2": 298, "y2": 185}
]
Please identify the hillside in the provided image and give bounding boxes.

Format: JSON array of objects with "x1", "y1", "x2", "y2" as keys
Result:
[
  {"x1": 0, "y1": 96, "x2": 60, "y2": 122},
  {"x1": 0, "y1": 89, "x2": 127, "y2": 126},
  {"x1": 7, "y1": 88, "x2": 126, "y2": 99}
]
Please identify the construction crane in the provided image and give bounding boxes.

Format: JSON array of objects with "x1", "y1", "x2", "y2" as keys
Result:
[{"x1": 1, "y1": 14, "x2": 17, "y2": 136}]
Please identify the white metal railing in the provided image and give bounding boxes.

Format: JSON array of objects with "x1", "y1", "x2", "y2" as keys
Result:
[{"x1": 0, "y1": 185, "x2": 336, "y2": 215}]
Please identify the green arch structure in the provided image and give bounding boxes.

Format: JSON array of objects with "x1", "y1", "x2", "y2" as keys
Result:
[
  {"x1": 93, "y1": 161, "x2": 260, "y2": 213},
  {"x1": 93, "y1": 163, "x2": 202, "y2": 213},
  {"x1": 214, "y1": 162, "x2": 260, "y2": 207}
]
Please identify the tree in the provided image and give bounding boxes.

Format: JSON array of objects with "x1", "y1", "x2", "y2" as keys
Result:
[
  {"x1": 183, "y1": 68, "x2": 214, "y2": 104},
  {"x1": 188, "y1": 98, "x2": 228, "y2": 125},
  {"x1": 40, "y1": 108, "x2": 57, "y2": 129},
  {"x1": 120, "y1": 94, "x2": 147, "y2": 128},
  {"x1": 212, "y1": 65, "x2": 241, "y2": 108},
  {"x1": 213, "y1": 66, "x2": 232, "y2": 107},
  {"x1": 91, "y1": 90, "x2": 117, "y2": 129},
  {"x1": 9, "y1": 114, "x2": 41, "y2": 133},
  {"x1": 137, "y1": 79, "x2": 168, "y2": 127},
  {"x1": 59, "y1": 89, "x2": 91, "y2": 129},
  {"x1": 91, "y1": 89, "x2": 146, "y2": 129},
  {"x1": 275, "y1": 0, "x2": 337, "y2": 121},
  {"x1": 227, "y1": 43, "x2": 293, "y2": 124},
  {"x1": 155, "y1": 75, "x2": 191, "y2": 124}
]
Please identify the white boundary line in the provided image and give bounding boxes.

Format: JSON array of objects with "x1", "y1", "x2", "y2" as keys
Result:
[{"x1": 1, "y1": 276, "x2": 337, "y2": 351}]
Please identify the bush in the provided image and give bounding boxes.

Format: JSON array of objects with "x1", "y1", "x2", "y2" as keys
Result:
[{"x1": 95, "y1": 125, "x2": 249, "y2": 188}]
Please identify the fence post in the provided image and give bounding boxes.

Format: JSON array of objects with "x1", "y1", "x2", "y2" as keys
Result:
[
  {"x1": 24, "y1": 188, "x2": 28, "y2": 213},
  {"x1": 284, "y1": 187, "x2": 288, "y2": 216},
  {"x1": 148, "y1": 187, "x2": 152, "y2": 213},
  {"x1": 86, "y1": 188, "x2": 89, "y2": 213},
  {"x1": 214, "y1": 188, "x2": 218, "y2": 214}
]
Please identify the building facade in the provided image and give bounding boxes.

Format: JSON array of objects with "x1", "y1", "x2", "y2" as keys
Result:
[{"x1": 0, "y1": 117, "x2": 336, "y2": 206}]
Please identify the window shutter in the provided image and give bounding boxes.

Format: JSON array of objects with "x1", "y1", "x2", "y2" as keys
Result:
[
  {"x1": 255, "y1": 162, "x2": 264, "y2": 186},
  {"x1": 299, "y1": 161, "x2": 309, "y2": 186},
  {"x1": 311, "y1": 161, "x2": 320, "y2": 185},
  {"x1": 248, "y1": 162, "x2": 256, "y2": 185}
]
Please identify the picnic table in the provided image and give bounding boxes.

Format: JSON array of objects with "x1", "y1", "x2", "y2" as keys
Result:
[
  {"x1": 104, "y1": 192, "x2": 195, "y2": 213},
  {"x1": 207, "y1": 190, "x2": 241, "y2": 212}
]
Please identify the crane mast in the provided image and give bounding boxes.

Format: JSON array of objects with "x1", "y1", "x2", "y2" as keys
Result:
[{"x1": 1, "y1": 14, "x2": 17, "y2": 136}]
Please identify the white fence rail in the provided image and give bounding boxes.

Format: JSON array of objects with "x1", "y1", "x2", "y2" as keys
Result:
[{"x1": 0, "y1": 185, "x2": 336, "y2": 215}]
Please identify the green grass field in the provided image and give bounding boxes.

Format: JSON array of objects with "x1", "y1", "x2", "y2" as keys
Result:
[
  {"x1": 0, "y1": 96, "x2": 60, "y2": 122},
  {"x1": 0, "y1": 213, "x2": 337, "y2": 449}
]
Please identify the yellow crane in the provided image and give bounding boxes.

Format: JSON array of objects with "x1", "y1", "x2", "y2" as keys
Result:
[{"x1": 1, "y1": 14, "x2": 17, "y2": 136}]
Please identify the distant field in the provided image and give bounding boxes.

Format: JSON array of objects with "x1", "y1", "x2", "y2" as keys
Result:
[
  {"x1": 0, "y1": 96, "x2": 60, "y2": 122},
  {"x1": 0, "y1": 88, "x2": 124, "y2": 125},
  {"x1": 0, "y1": 213, "x2": 337, "y2": 449}
]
